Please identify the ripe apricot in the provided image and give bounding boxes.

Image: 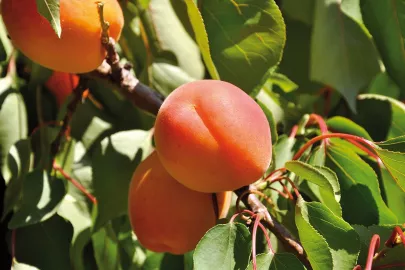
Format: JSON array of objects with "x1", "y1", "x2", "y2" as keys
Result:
[
  {"x1": 1, "y1": 0, "x2": 124, "y2": 73},
  {"x1": 154, "y1": 80, "x2": 272, "y2": 193},
  {"x1": 128, "y1": 151, "x2": 231, "y2": 255},
  {"x1": 45, "y1": 72, "x2": 78, "y2": 107}
]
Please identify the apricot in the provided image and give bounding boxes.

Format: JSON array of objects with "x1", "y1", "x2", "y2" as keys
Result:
[
  {"x1": 45, "y1": 72, "x2": 79, "y2": 107},
  {"x1": 128, "y1": 151, "x2": 231, "y2": 255},
  {"x1": 1, "y1": 0, "x2": 124, "y2": 73},
  {"x1": 154, "y1": 80, "x2": 272, "y2": 193}
]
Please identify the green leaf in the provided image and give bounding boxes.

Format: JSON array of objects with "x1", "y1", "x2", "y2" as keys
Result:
[
  {"x1": 2, "y1": 139, "x2": 32, "y2": 219},
  {"x1": 8, "y1": 170, "x2": 67, "y2": 228},
  {"x1": 310, "y1": 0, "x2": 380, "y2": 111},
  {"x1": 278, "y1": 18, "x2": 323, "y2": 94},
  {"x1": 246, "y1": 252, "x2": 306, "y2": 270},
  {"x1": 193, "y1": 223, "x2": 252, "y2": 270},
  {"x1": 268, "y1": 72, "x2": 298, "y2": 94},
  {"x1": 149, "y1": 61, "x2": 195, "y2": 96},
  {"x1": 92, "y1": 223, "x2": 121, "y2": 270},
  {"x1": 360, "y1": 0, "x2": 405, "y2": 94},
  {"x1": 374, "y1": 148, "x2": 405, "y2": 192},
  {"x1": 257, "y1": 99, "x2": 278, "y2": 145},
  {"x1": 91, "y1": 129, "x2": 153, "y2": 230},
  {"x1": 296, "y1": 198, "x2": 360, "y2": 270},
  {"x1": 0, "y1": 76, "x2": 28, "y2": 169},
  {"x1": 147, "y1": 0, "x2": 205, "y2": 79},
  {"x1": 200, "y1": 0, "x2": 286, "y2": 94},
  {"x1": 326, "y1": 144, "x2": 397, "y2": 225},
  {"x1": 377, "y1": 135, "x2": 405, "y2": 152},
  {"x1": 57, "y1": 194, "x2": 93, "y2": 270},
  {"x1": 273, "y1": 135, "x2": 298, "y2": 169},
  {"x1": 184, "y1": 0, "x2": 220, "y2": 80},
  {"x1": 143, "y1": 252, "x2": 184, "y2": 270},
  {"x1": 35, "y1": 0, "x2": 61, "y2": 38},
  {"x1": 326, "y1": 116, "x2": 372, "y2": 140},
  {"x1": 355, "y1": 94, "x2": 405, "y2": 141},
  {"x1": 295, "y1": 198, "x2": 333, "y2": 270},
  {"x1": 12, "y1": 214, "x2": 73, "y2": 270},
  {"x1": 367, "y1": 72, "x2": 400, "y2": 99},
  {"x1": 286, "y1": 161, "x2": 341, "y2": 216},
  {"x1": 379, "y1": 167, "x2": 405, "y2": 223},
  {"x1": 282, "y1": 0, "x2": 315, "y2": 25}
]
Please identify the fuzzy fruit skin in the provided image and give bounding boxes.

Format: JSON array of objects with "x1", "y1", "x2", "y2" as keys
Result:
[
  {"x1": 128, "y1": 151, "x2": 231, "y2": 255},
  {"x1": 1, "y1": 0, "x2": 124, "y2": 73},
  {"x1": 45, "y1": 72, "x2": 78, "y2": 107},
  {"x1": 154, "y1": 80, "x2": 272, "y2": 193}
]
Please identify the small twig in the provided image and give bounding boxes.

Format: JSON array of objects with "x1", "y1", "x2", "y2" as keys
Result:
[{"x1": 53, "y1": 162, "x2": 97, "y2": 204}]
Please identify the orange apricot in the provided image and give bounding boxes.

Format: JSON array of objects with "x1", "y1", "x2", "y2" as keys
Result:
[
  {"x1": 1, "y1": 0, "x2": 124, "y2": 73},
  {"x1": 154, "y1": 80, "x2": 272, "y2": 193},
  {"x1": 45, "y1": 72, "x2": 79, "y2": 107},
  {"x1": 128, "y1": 151, "x2": 231, "y2": 255}
]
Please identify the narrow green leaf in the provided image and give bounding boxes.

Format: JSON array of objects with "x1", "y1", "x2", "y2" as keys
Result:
[
  {"x1": 184, "y1": 0, "x2": 220, "y2": 80},
  {"x1": 297, "y1": 199, "x2": 360, "y2": 270},
  {"x1": 379, "y1": 167, "x2": 405, "y2": 223},
  {"x1": 0, "y1": 76, "x2": 28, "y2": 169},
  {"x1": 286, "y1": 161, "x2": 341, "y2": 216},
  {"x1": 12, "y1": 215, "x2": 73, "y2": 270},
  {"x1": 377, "y1": 135, "x2": 405, "y2": 152},
  {"x1": 360, "y1": 0, "x2": 405, "y2": 93},
  {"x1": 91, "y1": 129, "x2": 153, "y2": 230},
  {"x1": 199, "y1": 0, "x2": 286, "y2": 94},
  {"x1": 375, "y1": 148, "x2": 405, "y2": 192},
  {"x1": 295, "y1": 198, "x2": 333, "y2": 270},
  {"x1": 310, "y1": 0, "x2": 380, "y2": 111},
  {"x1": 326, "y1": 144, "x2": 397, "y2": 225},
  {"x1": 8, "y1": 170, "x2": 67, "y2": 229},
  {"x1": 35, "y1": 0, "x2": 61, "y2": 38},
  {"x1": 326, "y1": 116, "x2": 372, "y2": 140},
  {"x1": 92, "y1": 223, "x2": 121, "y2": 270},
  {"x1": 2, "y1": 139, "x2": 32, "y2": 219},
  {"x1": 193, "y1": 223, "x2": 252, "y2": 270}
]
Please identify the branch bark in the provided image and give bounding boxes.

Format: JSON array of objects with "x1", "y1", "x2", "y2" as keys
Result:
[{"x1": 81, "y1": 37, "x2": 311, "y2": 268}]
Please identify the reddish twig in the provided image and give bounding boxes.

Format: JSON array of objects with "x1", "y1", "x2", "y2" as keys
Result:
[
  {"x1": 289, "y1": 125, "x2": 299, "y2": 139},
  {"x1": 53, "y1": 162, "x2": 97, "y2": 204},
  {"x1": 269, "y1": 176, "x2": 301, "y2": 199},
  {"x1": 385, "y1": 226, "x2": 405, "y2": 248},
  {"x1": 293, "y1": 133, "x2": 376, "y2": 161},
  {"x1": 366, "y1": 234, "x2": 381, "y2": 270}
]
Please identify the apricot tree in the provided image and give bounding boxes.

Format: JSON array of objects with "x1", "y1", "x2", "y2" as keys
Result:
[{"x1": 1, "y1": 0, "x2": 405, "y2": 270}]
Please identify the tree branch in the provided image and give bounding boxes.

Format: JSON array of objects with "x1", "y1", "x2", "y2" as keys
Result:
[{"x1": 81, "y1": 36, "x2": 310, "y2": 268}]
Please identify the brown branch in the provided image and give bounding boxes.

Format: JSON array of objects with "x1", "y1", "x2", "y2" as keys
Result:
[{"x1": 81, "y1": 31, "x2": 310, "y2": 267}]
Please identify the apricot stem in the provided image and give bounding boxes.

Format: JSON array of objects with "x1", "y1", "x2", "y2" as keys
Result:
[
  {"x1": 257, "y1": 222, "x2": 275, "y2": 254},
  {"x1": 365, "y1": 234, "x2": 380, "y2": 270},
  {"x1": 96, "y1": 2, "x2": 110, "y2": 45}
]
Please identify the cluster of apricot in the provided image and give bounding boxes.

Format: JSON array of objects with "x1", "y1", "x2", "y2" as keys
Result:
[{"x1": 128, "y1": 80, "x2": 273, "y2": 254}]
